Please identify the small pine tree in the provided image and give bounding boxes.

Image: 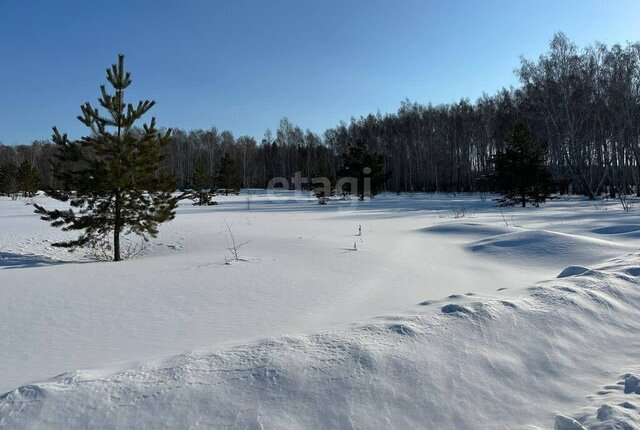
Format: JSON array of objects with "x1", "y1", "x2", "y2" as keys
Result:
[
  {"x1": 0, "y1": 162, "x2": 18, "y2": 198},
  {"x1": 16, "y1": 160, "x2": 40, "y2": 197},
  {"x1": 186, "y1": 162, "x2": 216, "y2": 205},
  {"x1": 493, "y1": 122, "x2": 554, "y2": 207},
  {"x1": 34, "y1": 55, "x2": 178, "y2": 261},
  {"x1": 215, "y1": 153, "x2": 239, "y2": 196},
  {"x1": 338, "y1": 139, "x2": 391, "y2": 200}
]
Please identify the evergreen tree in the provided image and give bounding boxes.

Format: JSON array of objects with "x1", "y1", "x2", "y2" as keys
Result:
[
  {"x1": 0, "y1": 162, "x2": 18, "y2": 198},
  {"x1": 493, "y1": 122, "x2": 554, "y2": 207},
  {"x1": 34, "y1": 55, "x2": 178, "y2": 261},
  {"x1": 338, "y1": 139, "x2": 391, "y2": 200},
  {"x1": 215, "y1": 153, "x2": 239, "y2": 195},
  {"x1": 186, "y1": 162, "x2": 216, "y2": 205},
  {"x1": 313, "y1": 157, "x2": 334, "y2": 204},
  {"x1": 316, "y1": 157, "x2": 334, "y2": 186},
  {"x1": 16, "y1": 160, "x2": 40, "y2": 197}
]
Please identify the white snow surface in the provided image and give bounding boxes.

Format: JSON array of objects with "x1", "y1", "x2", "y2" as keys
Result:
[{"x1": 1, "y1": 192, "x2": 640, "y2": 429}]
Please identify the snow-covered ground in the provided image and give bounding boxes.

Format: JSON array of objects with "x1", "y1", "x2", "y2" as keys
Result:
[{"x1": 1, "y1": 192, "x2": 639, "y2": 429}]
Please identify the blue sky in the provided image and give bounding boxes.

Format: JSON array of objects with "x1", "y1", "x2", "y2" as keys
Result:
[{"x1": 1, "y1": 0, "x2": 640, "y2": 144}]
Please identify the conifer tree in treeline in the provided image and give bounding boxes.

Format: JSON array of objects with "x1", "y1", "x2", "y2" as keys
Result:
[
  {"x1": 313, "y1": 158, "x2": 334, "y2": 204},
  {"x1": 493, "y1": 123, "x2": 554, "y2": 207},
  {"x1": 185, "y1": 162, "x2": 216, "y2": 205},
  {"x1": 16, "y1": 160, "x2": 40, "y2": 197},
  {"x1": 34, "y1": 55, "x2": 178, "y2": 261},
  {"x1": 0, "y1": 162, "x2": 18, "y2": 198},
  {"x1": 215, "y1": 153, "x2": 239, "y2": 195},
  {"x1": 338, "y1": 139, "x2": 391, "y2": 200}
]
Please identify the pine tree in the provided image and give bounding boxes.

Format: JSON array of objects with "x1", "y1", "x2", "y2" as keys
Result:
[
  {"x1": 34, "y1": 55, "x2": 178, "y2": 261},
  {"x1": 338, "y1": 139, "x2": 391, "y2": 200},
  {"x1": 493, "y1": 122, "x2": 554, "y2": 207},
  {"x1": 16, "y1": 160, "x2": 40, "y2": 197},
  {"x1": 186, "y1": 162, "x2": 216, "y2": 205},
  {"x1": 312, "y1": 157, "x2": 334, "y2": 204},
  {"x1": 0, "y1": 162, "x2": 18, "y2": 198},
  {"x1": 215, "y1": 153, "x2": 239, "y2": 195}
]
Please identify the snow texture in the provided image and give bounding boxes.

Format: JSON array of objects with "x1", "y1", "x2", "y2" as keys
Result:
[{"x1": 1, "y1": 192, "x2": 640, "y2": 429}]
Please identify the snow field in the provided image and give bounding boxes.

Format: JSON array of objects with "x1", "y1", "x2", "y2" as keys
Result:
[{"x1": 1, "y1": 192, "x2": 640, "y2": 428}]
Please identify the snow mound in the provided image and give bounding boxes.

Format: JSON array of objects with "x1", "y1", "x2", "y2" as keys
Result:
[
  {"x1": 467, "y1": 230, "x2": 629, "y2": 266},
  {"x1": 592, "y1": 224, "x2": 640, "y2": 237},
  {"x1": 441, "y1": 303, "x2": 473, "y2": 315},
  {"x1": 554, "y1": 415, "x2": 587, "y2": 430},
  {"x1": 2, "y1": 258, "x2": 640, "y2": 429},
  {"x1": 624, "y1": 374, "x2": 640, "y2": 393},
  {"x1": 557, "y1": 266, "x2": 590, "y2": 278}
]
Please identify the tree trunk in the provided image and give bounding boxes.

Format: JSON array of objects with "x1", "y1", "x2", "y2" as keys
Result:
[
  {"x1": 636, "y1": 163, "x2": 640, "y2": 197},
  {"x1": 114, "y1": 191, "x2": 121, "y2": 262}
]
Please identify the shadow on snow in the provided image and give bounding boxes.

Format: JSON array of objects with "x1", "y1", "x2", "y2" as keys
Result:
[{"x1": 0, "y1": 252, "x2": 72, "y2": 270}]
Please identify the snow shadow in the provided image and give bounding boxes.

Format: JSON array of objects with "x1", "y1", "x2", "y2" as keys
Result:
[{"x1": 0, "y1": 252, "x2": 70, "y2": 269}]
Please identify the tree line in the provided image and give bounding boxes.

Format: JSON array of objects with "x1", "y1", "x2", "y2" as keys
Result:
[{"x1": 3, "y1": 33, "x2": 640, "y2": 200}]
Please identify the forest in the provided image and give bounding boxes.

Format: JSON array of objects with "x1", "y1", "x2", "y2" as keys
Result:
[{"x1": 2, "y1": 33, "x2": 640, "y2": 199}]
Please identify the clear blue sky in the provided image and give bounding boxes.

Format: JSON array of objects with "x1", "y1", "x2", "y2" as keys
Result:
[{"x1": 1, "y1": 0, "x2": 640, "y2": 145}]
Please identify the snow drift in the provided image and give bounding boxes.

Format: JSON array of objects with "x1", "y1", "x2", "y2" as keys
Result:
[
  {"x1": 592, "y1": 224, "x2": 640, "y2": 238},
  {"x1": 553, "y1": 370, "x2": 640, "y2": 429},
  {"x1": 421, "y1": 222, "x2": 513, "y2": 239},
  {"x1": 2, "y1": 255, "x2": 640, "y2": 429},
  {"x1": 467, "y1": 230, "x2": 631, "y2": 266}
]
